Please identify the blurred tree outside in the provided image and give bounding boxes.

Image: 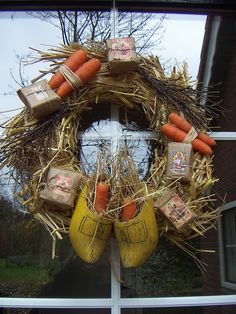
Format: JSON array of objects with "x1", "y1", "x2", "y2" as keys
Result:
[{"x1": 28, "y1": 10, "x2": 166, "y2": 53}]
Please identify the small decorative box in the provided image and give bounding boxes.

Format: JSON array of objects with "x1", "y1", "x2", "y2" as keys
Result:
[
  {"x1": 106, "y1": 37, "x2": 138, "y2": 74},
  {"x1": 166, "y1": 142, "x2": 194, "y2": 181},
  {"x1": 155, "y1": 192, "x2": 195, "y2": 230},
  {"x1": 40, "y1": 167, "x2": 82, "y2": 210},
  {"x1": 17, "y1": 79, "x2": 61, "y2": 119}
]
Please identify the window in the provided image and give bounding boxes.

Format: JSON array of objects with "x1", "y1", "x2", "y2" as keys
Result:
[
  {"x1": 1, "y1": 3, "x2": 236, "y2": 313},
  {"x1": 219, "y1": 202, "x2": 236, "y2": 291}
]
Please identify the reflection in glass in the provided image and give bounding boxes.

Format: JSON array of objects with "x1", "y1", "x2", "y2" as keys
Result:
[
  {"x1": 121, "y1": 239, "x2": 203, "y2": 298},
  {"x1": 0, "y1": 200, "x2": 111, "y2": 298},
  {"x1": 119, "y1": 107, "x2": 149, "y2": 132},
  {"x1": 119, "y1": 139, "x2": 154, "y2": 181},
  {"x1": 82, "y1": 118, "x2": 113, "y2": 137},
  {"x1": 78, "y1": 103, "x2": 111, "y2": 133},
  {"x1": 78, "y1": 104, "x2": 155, "y2": 180},
  {"x1": 79, "y1": 139, "x2": 111, "y2": 175},
  {"x1": 222, "y1": 208, "x2": 236, "y2": 284}
]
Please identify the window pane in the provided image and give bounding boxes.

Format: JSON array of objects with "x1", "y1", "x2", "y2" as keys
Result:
[
  {"x1": 121, "y1": 227, "x2": 236, "y2": 297},
  {"x1": 222, "y1": 208, "x2": 236, "y2": 284},
  {"x1": 119, "y1": 108, "x2": 149, "y2": 131},
  {"x1": 120, "y1": 139, "x2": 236, "y2": 297},
  {"x1": 119, "y1": 139, "x2": 155, "y2": 181},
  {"x1": 79, "y1": 139, "x2": 112, "y2": 175},
  {"x1": 0, "y1": 205, "x2": 111, "y2": 298},
  {"x1": 121, "y1": 239, "x2": 203, "y2": 298},
  {"x1": 78, "y1": 103, "x2": 111, "y2": 134},
  {"x1": 201, "y1": 140, "x2": 236, "y2": 294},
  {"x1": 200, "y1": 15, "x2": 236, "y2": 132}
]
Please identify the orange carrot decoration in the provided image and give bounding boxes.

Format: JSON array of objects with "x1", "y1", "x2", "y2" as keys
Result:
[
  {"x1": 122, "y1": 197, "x2": 137, "y2": 221},
  {"x1": 168, "y1": 112, "x2": 216, "y2": 147},
  {"x1": 56, "y1": 58, "x2": 102, "y2": 99},
  {"x1": 94, "y1": 182, "x2": 109, "y2": 214},
  {"x1": 161, "y1": 124, "x2": 213, "y2": 156},
  {"x1": 48, "y1": 49, "x2": 87, "y2": 90}
]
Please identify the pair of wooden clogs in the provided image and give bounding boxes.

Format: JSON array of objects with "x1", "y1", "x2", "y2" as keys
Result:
[{"x1": 69, "y1": 186, "x2": 158, "y2": 268}]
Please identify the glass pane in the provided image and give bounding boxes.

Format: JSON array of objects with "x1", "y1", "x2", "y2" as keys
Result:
[
  {"x1": 0, "y1": 207, "x2": 111, "y2": 298},
  {"x1": 121, "y1": 239, "x2": 203, "y2": 298},
  {"x1": 200, "y1": 15, "x2": 236, "y2": 131},
  {"x1": 213, "y1": 141, "x2": 236, "y2": 205},
  {"x1": 119, "y1": 108, "x2": 149, "y2": 131},
  {"x1": 79, "y1": 139, "x2": 112, "y2": 175},
  {"x1": 121, "y1": 306, "x2": 236, "y2": 314},
  {"x1": 78, "y1": 103, "x2": 111, "y2": 135},
  {"x1": 214, "y1": 141, "x2": 236, "y2": 288},
  {"x1": 120, "y1": 138, "x2": 236, "y2": 297},
  {"x1": 119, "y1": 139, "x2": 155, "y2": 181},
  {"x1": 222, "y1": 208, "x2": 236, "y2": 284}
]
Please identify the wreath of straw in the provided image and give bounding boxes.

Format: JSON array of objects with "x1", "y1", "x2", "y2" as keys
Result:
[{"x1": 0, "y1": 41, "x2": 220, "y2": 271}]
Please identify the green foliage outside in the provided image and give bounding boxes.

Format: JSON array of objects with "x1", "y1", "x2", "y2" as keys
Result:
[
  {"x1": 0, "y1": 189, "x2": 53, "y2": 297},
  {"x1": 0, "y1": 257, "x2": 50, "y2": 297},
  {"x1": 0, "y1": 258, "x2": 49, "y2": 284}
]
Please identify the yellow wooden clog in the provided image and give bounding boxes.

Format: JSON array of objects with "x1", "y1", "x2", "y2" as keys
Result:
[
  {"x1": 69, "y1": 185, "x2": 112, "y2": 263},
  {"x1": 114, "y1": 197, "x2": 158, "y2": 268}
]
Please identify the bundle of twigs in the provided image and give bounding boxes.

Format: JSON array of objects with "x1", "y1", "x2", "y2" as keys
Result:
[{"x1": 137, "y1": 66, "x2": 209, "y2": 131}]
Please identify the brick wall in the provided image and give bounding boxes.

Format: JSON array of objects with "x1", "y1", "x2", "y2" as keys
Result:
[{"x1": 200, "y1": 15, "x2": 236, "y2": 314}]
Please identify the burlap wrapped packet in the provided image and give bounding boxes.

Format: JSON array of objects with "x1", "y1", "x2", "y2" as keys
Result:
[
  {"x1": 17, "y1": 79, "x2": 61, "y2": 119},
  {"x1": 166, "y1": 142, "x2": 194, "y2": 181},
  {"x1": 114, "y1": 197, "x2": 158, "y2": 268},
  {"x1": 69, "y1": 185, "x2": 112, "y2": 263},
  {"x1": 106, "y1": 37, "x2": 138, "y2": 74},
  {"x1": 155, "y1": 191, "x2": 196, "y2": 230},
  {"x1": 40, "y1": 167, "x2": 82, "y2": 210}
]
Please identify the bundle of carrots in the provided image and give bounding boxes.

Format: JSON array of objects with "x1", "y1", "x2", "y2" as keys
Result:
[
  {"x1": 48, "y1": 49, "x2": 102, "y2": 99},
  {"x1": 161, "y1": 112, "x2": 216, "y2": 156}
]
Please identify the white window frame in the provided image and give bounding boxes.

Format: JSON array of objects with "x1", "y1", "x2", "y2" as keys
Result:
[
  {"x1": 0, "y1": 5, "x2": 236, "y2": 314},
  {"x1": 218, "y1": 201, "x2": 236, "y2": 291},
  {"x1": 1, "y1": 6, "x2": 236, "y2": 311}
]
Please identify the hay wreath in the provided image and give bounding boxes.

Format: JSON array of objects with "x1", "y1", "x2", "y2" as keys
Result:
[{"x1": 0, "y1": 41, "x2": 220, "y2": 270}]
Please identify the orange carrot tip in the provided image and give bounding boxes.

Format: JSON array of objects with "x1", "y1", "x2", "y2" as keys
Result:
[
  {"x1": 74, "y1": 58, "x2": 102, "y2": 84},
  {"x1": 122, "y1": 197, "x2": 137, "y2": 221},
  {"x1": 94, "y1": 182, "x2": 109, "y2": 214}
]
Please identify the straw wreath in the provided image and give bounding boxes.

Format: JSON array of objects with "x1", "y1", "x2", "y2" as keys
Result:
[{"x1": 0, "y1": 41, "x2": 220, "y2": 269}]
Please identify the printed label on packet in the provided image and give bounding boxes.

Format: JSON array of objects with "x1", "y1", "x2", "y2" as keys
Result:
[
  {"x1": 53, "y1": 175, "x2": 73, "y2": 196},
  {"x1": 167, "y1": 143, "x2": 193, "y2": 181},
  {"x1": 160, "y1": 194, "x2": 194, "y2": 229},
  {"x1": 111, "y1": 38, "x2": 132, "y2": 59},
  {"x1": 171, "y1": 151, "x2": 187, "y2": 173}
]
